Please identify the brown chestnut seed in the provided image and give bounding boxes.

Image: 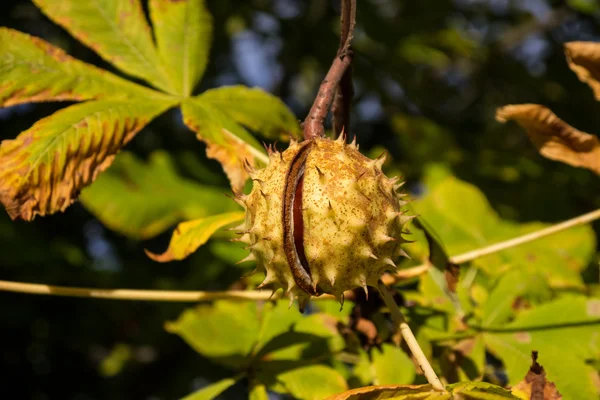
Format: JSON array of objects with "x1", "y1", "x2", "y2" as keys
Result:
[{"x1": 235, "y1": 135, "x2": 412, "y2": 311}]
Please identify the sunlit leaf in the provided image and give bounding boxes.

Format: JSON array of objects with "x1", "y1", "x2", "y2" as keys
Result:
[
  {"x1": 269, "y1": 365, "x2": 348, "y2": 400},
  {"x1": 166, "y1": 301, "x2": 260, "y2": 369},
  {"x1": 181, "y1": 377, "x2": 239, "y2": 400},
  {"x1": 249, "y1": 382, "x2": 269, "y2": 400},
  {"x1": 412, "y1": 173, "x2": 594, "y2": 288},
  {"x1": 0, "y1": 28, "x2": 160, "y2": 106},
  {"x1": 482, "y1": 269, "x2": 551, "y2": 328},
  {"x1": 197, "y1": 86, "x2": 302, "y2": 140},
  {"x1": 255, "y1": 313, "x2": 345, "y2": 362},
  {"x1": 371, "y1": 344, "x2": 416, "y2": 385},
  {"x1": 484, "y1": 296, "x2": 600, "y2": 399},
  {"x1": 32, "y1": 0, "x2": 175, "y2": 93},
  {"x1": 565, "y1": 41, "x2": 600, "y2": 101},
  {"x1": 0, "y1": 99, "x2": 174, "y2": 220},
  {"x1": 496, "y1": 104, "x2": 600, "y2": 175},
  {"x1": 80, "y1": 151, "x2": 236, "y2": 239},
  {"x1": 181, "y1": 97, "x2": 268, "y2": 192},
  {"x1": 149, "y1": 0, "x2": 212, "y2": 96},
  {"x1": 146, "y1": 211, "x2": 244, "y2": 262}
]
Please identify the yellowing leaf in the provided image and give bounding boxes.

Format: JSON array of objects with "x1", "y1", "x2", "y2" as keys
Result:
[
  {"x1": 181, "y1": 97, "x2": 268, "y2": 192},
  {"x1": 564, "y1": 41, "x2": 600, "y2": 101},
  {"x1": 33, "y1": 0, "x2": 175, "y2": 93},
  {"x1": 0, "y1": 28, "x2": 160, "y2": 106},
  {"x1": 496, "y1": 104, "x2": 600, "y2": 175},
  {"x1": 324, "y1": 384, "x2": 447, "y2": 400},
  {"x1": 146, "y1": 211, "x2": 245, "y2": 262},
  {"x1": 197, "y1": 86, "x2": 302, "y2": 140},
  {"x1": 0, "y1": 99, "x2": 174, "y2": 220},
  {"x1": 80, "y1": 151, "x2": 238, "y2": 239},
  {"x1": 149, "y1": 0, "x2": 212, "y2": 96}
]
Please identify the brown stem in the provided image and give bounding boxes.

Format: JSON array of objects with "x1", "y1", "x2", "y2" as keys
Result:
[
  {"x1": 303, "y1": 0, "x2": 356, "y2": 140},
  {"x1": 332, "y1": 62, "x2": 353, "y2": 137}
]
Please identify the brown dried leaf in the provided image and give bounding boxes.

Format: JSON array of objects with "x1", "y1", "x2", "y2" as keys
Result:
[
  {"x1": 565, "y1": 42, "x2": 600, "y2": 101},
  {"x1": 496, "y1": 104, "x2": 600, "y2": 175},
  {"x1": 0, "y1": 99, "x2": 173, "y2": 220},
  {"x1": 512, "y1": 351, "x2": 562, "y2": 400}
]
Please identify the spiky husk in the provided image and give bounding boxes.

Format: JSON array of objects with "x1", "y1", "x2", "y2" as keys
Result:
[{"x1": 236, "y1": 136, "x2": 411, "y2": 308}]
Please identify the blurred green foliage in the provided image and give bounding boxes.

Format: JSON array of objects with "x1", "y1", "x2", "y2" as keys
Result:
[{"x1": 2, "y1": 0, "x2": 600, "y2": 399}]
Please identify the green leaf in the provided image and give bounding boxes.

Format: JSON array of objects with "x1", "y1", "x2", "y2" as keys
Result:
[
  {"x1": 446, "y1": 382, "x2": 521, "y2": 399},
  {"x1": 32, "y1": 0, "x2": 175, "y2": 93},
  {"x1": 0, "y1": 28, "x2": 161, "y2": 106},
  {"x1": 197, "y1": 86, "x2": 302, "y2": 140},
  {"x1": 0, "y1": 99, "x2": 174, "y2": 220},
  {"x1": 255, "y1": 313, "x2": 345, "y2": 362},
  {"x1": 452, "y1": 336, "x2": 486, "y2": 381},
  {"x1": 80, "y1": 151, "x2": 236, "y2": 239},
  {"x1": 181, "y1": 377, "x2": 239, "y2": 400},
  {"x1": 269, "y1": 365, "x2": 348, "y2": 400},
  {"x1": 249, "y1": 382, "x2": 269, "y2": 400},
  {"x1": 149, "y1": 0, "x2": 212, "y2": 96},
  {"x1": 413, "y1": 174, "x2": 595, "y2": 288},
  {"x1": 181, "y1": 97, "x2": 268, "y2": 192},
  {"x1": 254, "y1": 301, "x2": 305, "y2": 356},
  {"x1": 484, "y1": 296, "x2": 600, "y2": 399},
  {"x1": 371, "y1": 344, "x2": 416, "y2": 385},
  {"x1": 146, "y1": 211, "x2": 245, "y2": 262},
  {"x1": 99, "y1": 343, "x2": 131, "y2": 377},
  {"x1": 482, "y1": 269, "x2": 551, "y2": 328},
  {"x1": 166, "y1": 301, "x2": 261, "y2": 369}
]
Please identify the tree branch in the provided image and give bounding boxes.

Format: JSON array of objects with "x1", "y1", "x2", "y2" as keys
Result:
[
  {"x1": 378, "y1": 281, "x2": 445, "y2": 391},
  {"x1": 303, "y1": 0, "x2": 356, "y2": 140},
  {"x1": 1, "y1": 208, "x2": 599, "y2": 302}
]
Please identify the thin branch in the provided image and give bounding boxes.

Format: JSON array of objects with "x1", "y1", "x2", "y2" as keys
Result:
[
  {"x1": 385, "y1": 207, "x2": 600, "y2": 285},
  {"x1": 450, "y1": 207, "x2": 600, "y2": 265},
  {"x1": 378, "y1": 281, "x2": 445, "y2": 392},
  {"x1": 0, "y1": 281, "x2": 277, "y2": 302},
  {"x1": 1, "y1": 208, "x2": 599, "y2": 302},
  {"x1": 303, "y1": 0, "x2": 356, "y2": 140}
]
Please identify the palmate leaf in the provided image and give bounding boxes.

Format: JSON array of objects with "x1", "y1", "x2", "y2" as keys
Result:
[
  {"x1": 181, "y1": 97, "x2": 269, "y2": 192},
  {"x1": 0, "y1": 99, "x2": 175, "y2": 220},
  {"x1": 80, "y1": 151, "x2": 238, "y2": 239},
  {"x1": 198, "y1": 86, "x2": 303, "y2": 140},
  {"x1": 0, "y1": 28, "x2": 159, "y2": 106},
  {"x1": 1, "y1": 1, "x2": 301, "y2": 222},
  {"x1": 149, "y1": 0, "x2": 212, "y2": 96},
  {"x1": 33, "y1": 0, "x2": 176, "y2": 93}
]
